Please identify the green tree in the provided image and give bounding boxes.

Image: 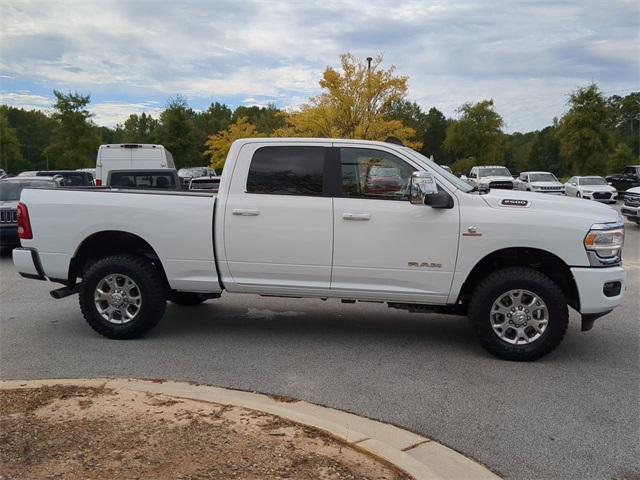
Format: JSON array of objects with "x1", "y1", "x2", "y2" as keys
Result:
[
  {"x1": 607, "y1": 143, "x2": 636, "y2": 174},
  {"x1": 607, "y1": 92, "x2": 639, "y2": 157},
  {"x1": 556, "y1": 84, "x2": 610, "y2": 175},
  {"x1": 155, "y1": 95, "x2": 200, "y2": 168},
  {"x1": 444, "y1": 100, "x2": 504, "y2": 165},
  {"x1": 0, "y1": 105, "x2": 55, "y2": 169},
  {"x1": 528, "y1": 126, "x2": 563, "y2": 175},
  {"x1": 43, "y1": 90, "x2": 101, "y2": 168},
  {"x1": 121, "y1": 112, "x2": 159, "y2": 143},
  {"x1": 194, "y1": 102, "x2": 233, "y2": 140},
  {"x1": 0, "y1": 110, "x2": 29, "y2": 173},
  {"x1": 423, "y1": 107, "x2": 449, "y2": 162},
  {"x1": 232, "y1": 104, "x2": 285, "y2": 135}
]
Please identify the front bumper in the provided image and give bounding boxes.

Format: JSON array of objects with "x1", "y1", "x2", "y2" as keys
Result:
[
  {"x1": 13, "y1": 247, "x2": 47, "y2": 281},
  {"x1": 621, "y1": 205, "x2": 639, "y2": 220},
  {"x1": 582, "y1": 193, "x2": 618, "y2": 203},
  {"x1": 571, "y1": 266, "x2": 626, "y2": 315}
]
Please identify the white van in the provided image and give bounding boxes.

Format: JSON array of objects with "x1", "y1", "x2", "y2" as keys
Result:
[{"x1": 95, "y1": 144, "x2": 176, "y2": 186}]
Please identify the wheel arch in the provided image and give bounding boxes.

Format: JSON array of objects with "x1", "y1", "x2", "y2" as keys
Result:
[
  {"x1": 457, "y1": 247, "x2": 579, "y2": 312},
  {"x1": 68, "y1": 230, "x2": 168, "y2": 287}
]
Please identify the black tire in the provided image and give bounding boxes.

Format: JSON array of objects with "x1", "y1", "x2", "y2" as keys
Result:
[
  {"x1": 168, "y1": 291, "x2": 207, "y2": 306},
  {"x1": 576, "y1": 192, "x2": 581, "y2": 198},
  {"x1": 79, "y1": 254, "x2": 167, "y2": 339},
  {"x1": 468, "y1": 267, "x2": 568, "y2": 361}
]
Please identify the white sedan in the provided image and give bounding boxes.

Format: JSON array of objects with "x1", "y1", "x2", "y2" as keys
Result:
[{"x1": 564, "y1": 176, "x2": 618, "y2": 203}]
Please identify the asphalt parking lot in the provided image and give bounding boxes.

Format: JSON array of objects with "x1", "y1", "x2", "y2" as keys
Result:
[{"x1": 1, "y1": 209, "x2": 638, "y2": 480}]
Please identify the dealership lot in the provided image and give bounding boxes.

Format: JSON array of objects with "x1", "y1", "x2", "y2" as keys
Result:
[{"x1": 0, "y1": 211, "x2": 638, "y2": 480}]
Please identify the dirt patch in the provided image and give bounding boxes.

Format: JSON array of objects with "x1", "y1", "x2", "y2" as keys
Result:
[{"x1": 0, "y1": 385, "x2": 411, "y2": 480}]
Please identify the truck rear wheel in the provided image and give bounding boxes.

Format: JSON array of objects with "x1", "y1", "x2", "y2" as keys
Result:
[
  {"x1": 468, "y1": 267, "x2": 568, "y2": 361},
  {"x1": 79, "y1": 255, "x2": 167, "y2": 339}
]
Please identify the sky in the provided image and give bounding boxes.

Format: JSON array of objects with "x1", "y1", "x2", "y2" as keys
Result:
[{"x1": 1, "y1": 0, "x2": 638, "y2": 133}]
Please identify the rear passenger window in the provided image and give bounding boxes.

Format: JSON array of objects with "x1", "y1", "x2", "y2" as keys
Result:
[{"x1": 247, "y1": 146, "x2": 326, "y2": 196}]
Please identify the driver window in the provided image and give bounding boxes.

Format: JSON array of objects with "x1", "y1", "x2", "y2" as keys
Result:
[{"x1": 340, "y1": 148, "x2": 414, "y2": 200}]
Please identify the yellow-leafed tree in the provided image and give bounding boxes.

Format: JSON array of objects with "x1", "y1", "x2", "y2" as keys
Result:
[
  {"x1": 203, "y1": 116, "x2": 264, "y2": 170},
  {"x1": 275, "y1": 54, "x2": 421, "y2": 149}
]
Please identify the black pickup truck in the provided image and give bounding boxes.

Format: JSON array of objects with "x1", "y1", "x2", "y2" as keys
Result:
[{"x1": 606, "y1": 165, "x2": 640, "y2": 195}]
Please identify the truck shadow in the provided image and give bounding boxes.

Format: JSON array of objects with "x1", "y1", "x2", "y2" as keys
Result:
[{"x1": 159, "y1": 301, "x2": 479, "y2": 353}]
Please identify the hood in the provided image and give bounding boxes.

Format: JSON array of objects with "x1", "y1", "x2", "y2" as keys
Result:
[
  {"x1": 530, "y1": 181, "x2": 563, "y2": 188},
  {"x1": 626, "y1": 186, "x2": 640, "y2": 195},
  {"x1": 477, "y1": 176, "x2": 514, "y2": 183},
  {"x1": 577, "y1": 184, "x2": 616, "y2": 192},
  {"x1": 0, "y1": 200, "x2": 19, "y2": 209},
  {"x1": 480, "y1": 189, "x2": 620, "y2": 224}
]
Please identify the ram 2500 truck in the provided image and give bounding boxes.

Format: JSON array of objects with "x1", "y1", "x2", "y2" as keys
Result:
[{"x1": 13, "y1": 138, "x2": 627, "y2": 361}]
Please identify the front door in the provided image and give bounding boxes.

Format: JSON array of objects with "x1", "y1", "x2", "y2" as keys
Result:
[
  {"x1": 224, "y1": 143, "x2": 334, "y2": 292},
  {"x1": 331, "y1": 146, "x2": 460, "y2": 303}
]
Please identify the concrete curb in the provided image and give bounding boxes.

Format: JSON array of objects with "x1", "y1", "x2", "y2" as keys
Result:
[{"x1": 0, "y1": 378, "x2": 500, "y2": 480}]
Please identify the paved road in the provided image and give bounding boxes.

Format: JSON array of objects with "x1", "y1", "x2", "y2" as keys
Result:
[{"x1": 1, "y1": 213, "x2": 638, "y2": 480}]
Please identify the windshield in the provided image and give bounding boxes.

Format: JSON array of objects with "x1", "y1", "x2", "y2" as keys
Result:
[
  {"x1": 404, "y1": 149, "x2": 474, "y2": 193},
  {"x1": 529, "y1": 173, "x2": 558, "y2": 182},
  {"x1": 191, "y1": 179, "x2": 220, "y2": 190},
  {"x1": 478, "y1": 167, "x2": 511, "y2": 177},
  {"x1": 0, "y1": 180, "x2": 55, "y2": 201},
  {"x1": 179, "y1": 167, "x2": 211, "y2": 177},
  {"x1": 580, "y1": 177, "x2": 607, "y2": 186}
]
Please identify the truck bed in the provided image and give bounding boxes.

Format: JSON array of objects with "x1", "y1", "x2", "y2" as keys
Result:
[{"x1": 18, "y1": 187, "x2": 221, "y2": 293}]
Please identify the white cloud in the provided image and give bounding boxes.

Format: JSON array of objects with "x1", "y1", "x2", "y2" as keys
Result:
[
  {"x1": 0, "y1": 0, "x2": 638, "y2": 131},
  {"x1": 90, "y1": 101, "x2": 164, "y2": 127},
  {"x1": 0, "y1": 91, "x2": 52, "y2": 111}
]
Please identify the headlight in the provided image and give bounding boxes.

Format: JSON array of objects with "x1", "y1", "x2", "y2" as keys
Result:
[
  {"x1": 584, "y1": 222, "x2": 624, "y2": 260},
  {"x1": 582, "y1": 190, "x2": 593, "y2": 194}
]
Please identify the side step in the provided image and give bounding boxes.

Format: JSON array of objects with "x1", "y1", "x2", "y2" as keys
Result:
[{"x1": 50, "y1": 284, "x2": 79, "y2": 299}]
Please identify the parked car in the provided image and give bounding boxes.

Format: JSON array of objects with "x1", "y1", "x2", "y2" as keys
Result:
[
  {"x1": 365, "y1": 165, "x2": 405, "y2": 195},
  {"x1": 189, "y1": 176, "x2": 221, "y2": 192},
  {"x1": 0, "y1": 169, "x2": 7, "y2": 179},
  {"x1": 440, "y1": 165, "x2": 452, "y2": 174},
  {"x1": 178, "y1": 167, "x2": 217, "y2": 186},
  {"x1": 13, "y1": 138, "x2": 626, "y2": 361},
  {"x1": 1, "y1": 176, "x2": 62, "y2": 247},
  {"x1": 564, "y1": 176, "x2": 618, "y2": 203},
  {"x1": 466, "y1": 166, "x2": 515, "y2": 190},
  {"x1": 95, "y1": 144, "x2": 175, "y2": 186},
  {"x1": 108, "y1": 169, "x2": 180, "y2": 189},
  {"x1": 37, "y1": 170, "x2": 94, "y2": 187},
  {"x1": 606, "y1": 165, "x2": 640, "y2": 195},
  {"x1": 620, "y1": 186, "x2": 640, "y2": 225},
  {"x1": 515, "y1": 171, "x2": 565, "y2": 194},
  {"x1": 17, "y1": 171, "x2": 37, "y2": 177}
]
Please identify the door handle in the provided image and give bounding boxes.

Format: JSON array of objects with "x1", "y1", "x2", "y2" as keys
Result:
[
  {"x1": 342, "y1": 212, "x2": 371, "y2": 221},
  {"x1": 232, "y1": 208, "x2": 260, "y2": 216}
]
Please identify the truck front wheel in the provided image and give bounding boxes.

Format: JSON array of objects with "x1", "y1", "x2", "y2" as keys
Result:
[
  {"x1": 79, "y1": 255, "x2": 167, "y2": 339},
  {"x1": 468, "y1": 267, "x2": 569, "y2": 361}
]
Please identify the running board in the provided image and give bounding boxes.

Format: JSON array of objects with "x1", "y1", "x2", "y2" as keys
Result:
[{"x1": 50, "y1": 284, "x2": 79, "y2": 299}]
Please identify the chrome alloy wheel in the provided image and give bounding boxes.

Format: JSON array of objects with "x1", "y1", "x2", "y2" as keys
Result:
[
  {"x1": 490, "y1": 289, "x2": 549, "y2": 345},
  {"x1": 94, "y1": 274, "x2": 142, "y2": 324}
]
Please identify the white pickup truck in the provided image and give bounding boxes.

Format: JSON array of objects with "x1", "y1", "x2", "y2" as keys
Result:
[{"x1": 13, "y1": 138, "x2": 627, "y2": 361}]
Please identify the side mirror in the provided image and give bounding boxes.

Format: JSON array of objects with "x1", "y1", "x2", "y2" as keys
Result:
[
  {"x1": 460, "y1": 174, "x2": 468, "y2": 181},
  {"x1": 424, "y1": 190, "x2": 455, "y2": 209},
  {"x1": 608, "y1": 182, "x2": 613, "y2": 186},
  {"x1": 410, "y1": 171, "x2": 437, "y2": 205}
]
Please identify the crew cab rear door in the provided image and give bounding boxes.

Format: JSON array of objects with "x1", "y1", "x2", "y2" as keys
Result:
[{"x1": 223, "y1": 142, "x2": 334, "y2": 292}]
